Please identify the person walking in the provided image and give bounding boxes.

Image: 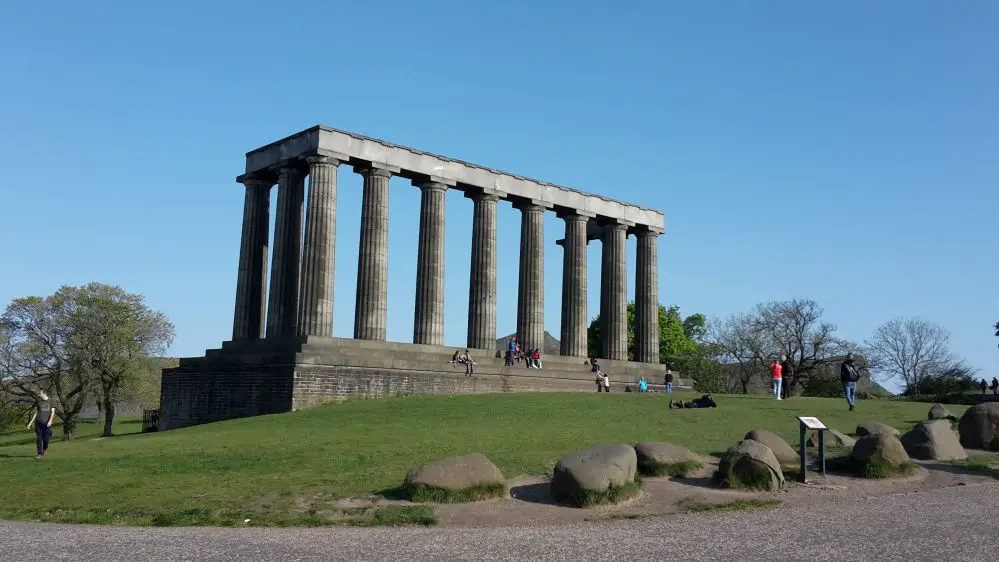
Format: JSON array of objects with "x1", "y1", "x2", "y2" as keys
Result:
[
  {"x1": 841, "y1": 353, "x2": 861, "y2": 411},
  {"x1": 26, "y1": 391, "x2": 56, "y2": 459},
  {"x1": 664, "y1": 369, "x2": 674, "y2": 393},
  {"x1": 780, "y1": 354, "x2": 794, "y2": 399},
  {"x1": 981, "y1": 379, "x2": 989, "y2": 395},
  {"x1": 991, "y1": 377, "x2": 999, "y2": 396},
  {"x1": 769, "y1": 359, "x2": 783, "y2": 400},
  {"x1": 602, "y1": 373, "x2": 611, "y2": 393}
]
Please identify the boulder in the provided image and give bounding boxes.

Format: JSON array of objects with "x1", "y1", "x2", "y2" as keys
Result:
[
  {"x1": 744, "y1": 429, "x2": 798, "y2": 466},
  {"x1": 807, "y1": 429, "x2": 856, "y2": 449},
  {"x1": 851, "y1": 433, "x2": 910, "y2": 467},
  {"x1": 716, "y1": 439, "x2": 784, "y2": 491},
  {"x1": 928, "y1": 404, "x2": 956, "y2": 421},
  {"x1": 404, "y1": 453, "x2": 505, "y2": 492},
  {"x1": 900, "y1": 420, "x2": 967, "y2": 461},
  {"x1": 634, "y1": 442, "x2": 700, "y2": 473},
  {"x1": 552, "y1": 443, "x2": 637, "y2": 502},
  {"x1": 856, "y1": 421, "x2": 900, "y2": 438},
  {"x1": 958, "y1": 402, "x2": 999, "y2": 450}
]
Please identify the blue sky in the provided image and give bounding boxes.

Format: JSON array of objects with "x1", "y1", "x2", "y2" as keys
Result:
[{"x1": 1, "y1": 1, "x2": 995, "y2": 391}]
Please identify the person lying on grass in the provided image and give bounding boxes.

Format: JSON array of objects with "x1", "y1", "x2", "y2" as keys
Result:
[{"x1": 668, "y1": 395, "x2": 717, "y2": 409}]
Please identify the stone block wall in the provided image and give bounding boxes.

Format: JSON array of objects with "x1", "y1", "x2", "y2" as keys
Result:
[{"x1": 159, "y1": 362, "x2": 294, "y2": 430}]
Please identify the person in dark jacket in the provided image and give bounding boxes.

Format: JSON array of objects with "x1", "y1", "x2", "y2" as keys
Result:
[
  {"x1": 664, "y1": 370, "x2": 674, "y2": 393},
  {"x1": 669, "y1": 395, "x2": 717, "y2": 409},
  {"x1": 780, "y1": 354, "x2": 794, "y2": 399},
  {"x1": 840, "y1": 353, "x2": 861, "y2": 411}
]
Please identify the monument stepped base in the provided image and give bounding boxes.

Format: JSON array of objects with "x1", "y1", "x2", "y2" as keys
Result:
[{"x1": 159, "y1": 336, "x2": 688, "y2": 430}]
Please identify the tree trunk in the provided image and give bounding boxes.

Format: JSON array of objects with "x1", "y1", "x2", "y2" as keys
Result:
[
  {"x1": 62, "y1": 417, "x2": 77, "y2": 440},
  {"x1": 102, "y1": 393, "x2": 115, "y2": 437},
  {"x1": 741, "y1": 379, "x2": 749, "y2": 394}
]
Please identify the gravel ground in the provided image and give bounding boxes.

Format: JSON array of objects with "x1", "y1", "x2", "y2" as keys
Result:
[{"x1": 3, "y1": 482, "x2": 997, "y2": 561}]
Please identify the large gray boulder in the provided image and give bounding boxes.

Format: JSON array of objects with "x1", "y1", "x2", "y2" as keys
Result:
[
  {"x1": 851, "y1": 433, "x2": 910, "y2": 469},
  {"x1": 552, "y1": 443, "x2": 637, "y2": 503},
  {"x1": 716, "y1": 439, "x2": 784, "y2": 491},
  {"x1": 928, "y1": 404, "x2": 956, "y2": 421},
  {"x1": 744, "y1": 429, "x2": 799, "y2": 466},
  {"x1": 634, "y1": 442, "x2": 701, "y2": 475},
  {"x1": 808, "y1": 429, "x2": 856, "y2": 449},
  {"x1": 901, "y1": 420, "x2": 967, "y2": 461},
  {"x1": 856, "y1": 421, "x2": 900, "y2": 438},
  {"x1": 958, "y1": 402, "x2": 999, "y2": 450},
  {"x1": 404, "y1": 453, "x2": 505, "y2": 492}
]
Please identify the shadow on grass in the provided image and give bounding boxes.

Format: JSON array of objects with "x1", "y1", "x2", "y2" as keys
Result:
[
  {"x1": 925, "y1": 456, "x2": 999, "y2": 480},
  {"x1": 374, "y1": 486, "x2": 408, "y2": 501}
]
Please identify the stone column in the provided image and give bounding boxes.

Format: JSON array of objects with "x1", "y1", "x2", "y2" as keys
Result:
[
  {"x1": 266, "y1": 164, "x2": 306, "y2": 338},
  {"x1": 600, "y1": 222, "x2": 628, "y2": 360},
  {"x1": 297, "y1": 155, "x2": 340, "y2": 337},
  {"x1": 516, "y1": 202, "x2": 546, "y2": 352},
  {"x1": 635, "y1": 229, "x2": 661, "y2": 363},
  {"x1": 558, "y1": 213, "x2": 589, "y2": 356},
  {"x1": 354, "y1": 167, "x2": 391, "y2": 341},
  {"x1": 232, "y1": 177, "x2": 272, "y2": 340},
  {"x1": 466, "y1": 190, "x2": 498, "y2": 350},
  {"x1": 413, "y1": 181, "x2": 447, "y2": 345}
]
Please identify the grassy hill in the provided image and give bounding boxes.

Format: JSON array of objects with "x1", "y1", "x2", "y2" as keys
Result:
[{"x1": 0, "y1": 392, "x2": 964, "y2": 526}]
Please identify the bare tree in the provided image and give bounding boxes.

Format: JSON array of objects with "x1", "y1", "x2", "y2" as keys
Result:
[
  {"x1": 711, "y1": 299, "x2": 848, "y2": 395},
  {"x1": 865, "y1": 317, "x2": 956, "y2": 396}
]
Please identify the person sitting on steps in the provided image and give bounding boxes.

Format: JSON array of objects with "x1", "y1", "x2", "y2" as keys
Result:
[{"x1": 669, "y1": 394, "x2": 717, "y2": 409}]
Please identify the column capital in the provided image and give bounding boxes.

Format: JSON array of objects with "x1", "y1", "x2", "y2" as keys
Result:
[
  {"x1": 306, "y1": 154, "x2": 341, "y2": 167},
  {"x1": 560, "y1": 212, "x2": 591, "y2": 223},
  {"x1": 631, "y1": 225, "x2": 665, "y2": 238},
  {"x1": 240, "y1": 176, "x2": 274, "y2": 189},
  {"x1": 415, "y1": 180, "x2": 448, "y2": 193},
  {"x1": 513, "y1": 198, "x2": 552, "y2": 213},
  {"x1": 602, "y1": 222, "x2": 629, "y2": 233},
  {"x1": 463, "y1": 188, "x2": 500, "y2": 203},
  {"x1": 354, "y1": 166, "x2": 393, "y2": 179}
]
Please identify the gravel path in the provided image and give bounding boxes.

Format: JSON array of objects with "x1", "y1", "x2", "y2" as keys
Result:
[{"x1": 3, "y1": 482, "x2": 997, "y2": 561}]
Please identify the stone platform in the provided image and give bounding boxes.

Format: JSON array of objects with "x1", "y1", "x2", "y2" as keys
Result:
[{"x1": 159, "y1": 337, "x2": 688, "y2": 430}]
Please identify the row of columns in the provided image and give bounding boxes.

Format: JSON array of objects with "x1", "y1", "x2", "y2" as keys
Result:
[{"x1": 231, "y1": 156, "x2": 661, "y2": 362}]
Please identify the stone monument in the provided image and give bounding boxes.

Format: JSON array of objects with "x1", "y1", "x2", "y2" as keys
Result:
[{"x1": 159, "y1": 125, "x2": 673, "y2": 429}]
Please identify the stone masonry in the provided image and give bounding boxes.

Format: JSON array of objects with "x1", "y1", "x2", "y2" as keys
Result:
[{"x1": 160, "y1": 125, "x2": 669, "y2": 430}]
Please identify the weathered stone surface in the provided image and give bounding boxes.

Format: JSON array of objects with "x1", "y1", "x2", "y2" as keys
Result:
[
  {"x1": 901, "y1": 420, "x2": 967, "y2": 461},
  {"x1": 558, "y1": 213, "x2": 588, "y2": 358},
  {"x1": 552, "y1": 443, "x2": 637, "y2": 501},
  {"x1": 599, "y1": 224, "x2": 628, "y2": 360},
  {"x1": 717, "y1": 439, "x2": 784, "y2": 491},
  {"x1": 633, "y1": 442, "x2": 700, "y2": 471},
  {"x1": 958, "y1": 402, "x2": 999, "y2": 450},
  {"x1": 808, "y1": 429, "x2": 856, "y2": 449},
  {"x1": 856, "y1": 421, "x2": 900, "y2": 438},
  {"x1": 928, "y1": 404, "x2": 956, "y2": 421},
  {"x1": 851, "y1": 433, "x2": 910, "y2": 466},
  {"x1": 634, "y1": 231, "x2": 660, "y2": 363},
  {"x1": 744, "y1": 429, "x2": 799, "y2": 466},
  {"x1": 404, "y1": 453, "x2": 505, "y2": 492}
]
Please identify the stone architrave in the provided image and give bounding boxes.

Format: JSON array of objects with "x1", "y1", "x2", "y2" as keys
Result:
[
  {"x1": 232, "y1": 177, "x2": 271, "y2": 340},
  {"x1": 558, "y1": 212, "x2": 589, "y2": 357},
  {"x1": 516, "y1": 202, "x2": 546, "y2": 351},
  {"x1": 634, "y1": 229, "x2": 660, "y2": 363},
  {"x1": 298, "y1": 155, "x2": 340, "y2": 337},
  {"x1": 266, "y1": 164, "x2": 306, "y2": 338},
  {"x1": 600, "y1": 222, "x2": 628, "y2": 360},
  {"x1": 466, "y1": 190, "x2": 499, "y2": 350},
  {"x1": 413, "y1": 181, "x2": 447, "y2": 345},
  {"x1": 354, "y1": 167, "x2": 391, "y2": 341}
]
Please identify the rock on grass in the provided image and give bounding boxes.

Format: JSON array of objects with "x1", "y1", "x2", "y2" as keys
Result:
[
  {"x1": 715, "y1": 439, "x2": 784, "y2": 491},
  {"x1": 850, "y1": 433, "x2": 915, "y2": 478},
  {"x1": 404, "y1": 453, "x2": 506, "y2": 503},
  {"x1": 633, "y1": 442, "x2": 703, "y2": 477},
  {"x1": 552, "y1": 443, "x2": 639, "y2": 507},
  {"x1": 958, "y1": 403, "x2": 999, "y2": 450},
  {"x1": 744, "y1": 429, "x2": 799, "y2": 466}
]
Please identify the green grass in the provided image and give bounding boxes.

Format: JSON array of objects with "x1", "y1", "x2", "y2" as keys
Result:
[
  {"x1": 680, "y1": 499, "x2": 782, "y2": 513},
  {"x1": 640, "y1": 459, "x2": 704, "y2": 478},
  {"x1": 825, "y1": 455, "x2": 919, "y2": 479},
  {"x1": 0, "y1": 393, "x2": 956, "y2": 525},
  {"x1": 405, "y1": 483, "x2": 507, "y2": 503},
  {"x1": 951, "y1": 454, "x2": 999, "y2": 479}
]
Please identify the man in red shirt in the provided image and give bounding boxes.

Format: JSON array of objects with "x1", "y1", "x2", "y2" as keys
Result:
[{"x1": 769, "y1": 359, "x2": 783, "y2": 400}]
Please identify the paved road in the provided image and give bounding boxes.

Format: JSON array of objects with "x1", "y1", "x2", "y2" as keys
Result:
[{"x1": 3, "y1": 483, "x2": 998, "y2": 561}]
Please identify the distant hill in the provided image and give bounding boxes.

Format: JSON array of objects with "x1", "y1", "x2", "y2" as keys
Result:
[{"x1": 496, "y1": 332, "x2": 562, "y2": 355}]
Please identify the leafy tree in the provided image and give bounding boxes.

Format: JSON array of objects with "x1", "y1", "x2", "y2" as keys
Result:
[
  {"x1": 865, "y1": 317, "x2": 962, "y2": 397},
  {"x1": 67, "y1": 283, "x2": 174, "y2": 436},
  {"x1": 0, "y1": 283, "x2": 173, "y2": 438},
  {"x1": 587, "y1": 303, "x2": 698, "y2": 366},
  {"x1": 0, "y1": 291, "x2": 95, "y2": 439}
]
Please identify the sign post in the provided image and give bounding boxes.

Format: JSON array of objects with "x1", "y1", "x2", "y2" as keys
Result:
[{"x1": 796, "y1": 416, "x2": 827, "y2": 483}]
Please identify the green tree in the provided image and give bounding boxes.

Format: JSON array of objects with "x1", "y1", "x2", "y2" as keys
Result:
[
  {"x1": 588, "y1": 303, "x2": 698, "y2": 365},
  {"x1": 67, "y1": 283, "x2": 174, "y2": 436}
]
